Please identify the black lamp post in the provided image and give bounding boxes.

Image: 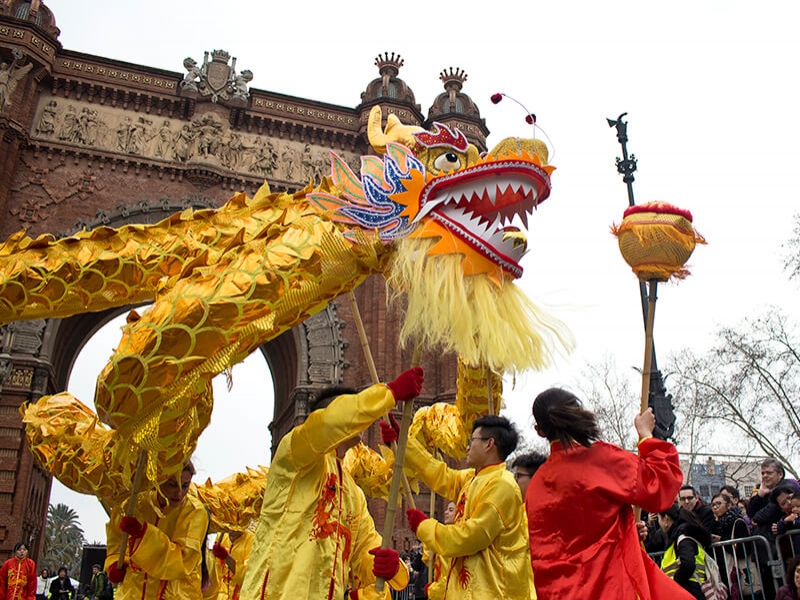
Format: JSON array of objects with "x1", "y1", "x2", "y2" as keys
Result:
[{"x1": 607, "y1": 113, "x2": 676, "y2": 440}]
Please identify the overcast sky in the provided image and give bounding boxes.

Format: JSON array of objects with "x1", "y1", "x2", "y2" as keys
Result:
[{"x1": 41, "y1": 0, "x2": 800, "y2": 542}]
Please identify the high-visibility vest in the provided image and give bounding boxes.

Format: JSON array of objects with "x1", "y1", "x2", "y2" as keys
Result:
[{"x1": 660, "y1": 537, "x2": 707, "y2": 584}]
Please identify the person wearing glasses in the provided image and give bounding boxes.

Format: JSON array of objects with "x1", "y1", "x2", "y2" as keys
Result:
[
  {"x1": 525, "y1": 387, "x2": 691, "y2": 600},
  {"x1": 678, "y1": 486, "x2": 715, "y2": 534},
  {"x1": 399, "y1": 415, "x2": 534, "y2": 599},
  {"x1": 511, "y1": 452, "x2": 547, "y2": 497}
]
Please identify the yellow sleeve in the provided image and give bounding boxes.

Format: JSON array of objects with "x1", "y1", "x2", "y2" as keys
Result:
[
  {"x1": 405, "y1": 437, "x2": 473, "y2": 500},
  {"x1": 131, "y1": 503, "x2": 209, "y2": 580},
  {"x1": 289, "y1": 384, "x2": 395, "y2": 468},
  {"x1": 415, "y1": 476, "x2": 515, "y2": 558},
  {"x1": 229, "y1": 531, "x2": 254, "y2": 587},
  {"x1": 347, "y1": 485, "x2": 409, "y2": 593}
]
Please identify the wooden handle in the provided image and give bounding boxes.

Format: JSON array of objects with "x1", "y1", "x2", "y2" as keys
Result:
[
  {"x1": 375, "y1": 343, "x2": 423, "y2": 593},
  {"x1": 640, "y1": 280, "x2": 658, "y2": 414},
  {"x1": 117, "y1": 448, "x2": 148, "y2": 569}
]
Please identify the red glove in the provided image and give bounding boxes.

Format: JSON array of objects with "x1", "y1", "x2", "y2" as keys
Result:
[
  {"x1": 424, "y1": 583, "x2": 431, "y2": 596},
  {"x1": 107, "y1": 563, "x2": 125, "y2": 584},
  {"x1": 369, "y1": 547, "x2": 400, "y2": 579},
  {"x1": 386, "y1": 367, "x2": 424, "y2": 403},
  {"x1": 349, "y1": 591, "x2": 359, "y2": 600},
  {"x1": 379, "y1": 413, "x2": 400, "y2": 445},
  {"x1": 406, "y1": 508, "x2": 427, "y2": 533},
  {"x1": 119, "y1": 516, "x2": 146, "y2": 539},
  {"x1": 212, "y1": 543, "x2": 229, "y2": 560}
]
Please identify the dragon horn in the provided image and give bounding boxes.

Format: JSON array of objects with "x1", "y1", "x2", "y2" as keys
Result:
[{"x1": 367, "y1": 105, "x2": 423, "y2": 154}]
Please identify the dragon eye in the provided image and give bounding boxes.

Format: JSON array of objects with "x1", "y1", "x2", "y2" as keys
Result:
[{"x1": 433, "y1": 152, "x2": 461, "y2": 173}]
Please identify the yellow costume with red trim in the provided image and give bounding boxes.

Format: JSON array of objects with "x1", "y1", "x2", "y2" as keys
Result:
[
  {"x1": 208, "y1": 531, "x2": 254, "y2": 600},
  {"x1": 405, "y1": 438, "x2": 535, "y2": 599},
  {"x1": 0, "y1": 557, "x2": 36, "y2": 600},
  {"x1": 104, "y1": 490, "x2": 209, "y2": 600},
  {"x1": 422, "y1": 548, "x2": 448, "y2": 600},
  {"x1": 240, "y1": 384, "x2": 409, "y2": 600}
]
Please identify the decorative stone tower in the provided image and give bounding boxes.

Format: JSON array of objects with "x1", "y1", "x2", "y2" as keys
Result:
[{"x1": 427, "y1": 67, "x2": 490, "y2": 152}]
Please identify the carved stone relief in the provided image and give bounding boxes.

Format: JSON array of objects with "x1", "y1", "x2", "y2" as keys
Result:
[
  {"x1": 30, "y1": 95, "x2": 362, "y2": 185},
  {"x1": 0, "y1": 48, "x2": 33, "y2": 115}
]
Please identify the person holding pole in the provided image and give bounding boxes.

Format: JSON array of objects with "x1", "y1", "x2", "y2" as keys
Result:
[
  {"x1": 394, "y1": 415, "x2": 534, "y2": 599},
  {"x1": 525, "y1": 387, "x2": 691, "y2": 600},
  {"x1": 104, "y1": 461, "x2": 209, "y2": 600},
  {"x1": 240, "y1": 367, "x2": 423, "y2": 600}
]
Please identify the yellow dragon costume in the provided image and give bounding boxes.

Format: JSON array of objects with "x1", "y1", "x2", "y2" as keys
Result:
[{"x1": 2, "y1": 105, "x2": 568, "y2": 593}]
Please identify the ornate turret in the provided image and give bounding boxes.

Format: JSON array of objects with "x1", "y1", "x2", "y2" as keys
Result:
[
  {"x1": 358, "y1": 52, "x2": 423, "y2": 135},
  {"x1": 426, "y1": 67, "x2": 489, "y2": 152},
  {"x1": 0, "y1": 0, "x2": 60, "y2": 39}
]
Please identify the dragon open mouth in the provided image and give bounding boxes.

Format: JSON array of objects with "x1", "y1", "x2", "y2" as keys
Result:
[{"x1": 413, "y1": 159, "x2": 552, "y2": 278}]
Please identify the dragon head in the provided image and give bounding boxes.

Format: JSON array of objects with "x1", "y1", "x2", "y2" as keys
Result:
[
  {"x1": 309, "y1": 106, "x2": 568, "y2": 372},
  {"x1": 310, "y1": 106, "x2": 554, "y2": 285}
]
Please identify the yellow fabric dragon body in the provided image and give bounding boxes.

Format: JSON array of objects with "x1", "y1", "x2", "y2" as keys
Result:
[{"x1": 4, "y1": 106, "x2": 566, "y2": 528}]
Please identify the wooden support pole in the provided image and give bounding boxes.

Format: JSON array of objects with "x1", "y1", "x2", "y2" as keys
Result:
[
  {"x1": 376, "y1": 343, "x2": 422, "y2": 593},
  {"x1": 117, "y1": 448, "x2": 147, "y2": 569}
]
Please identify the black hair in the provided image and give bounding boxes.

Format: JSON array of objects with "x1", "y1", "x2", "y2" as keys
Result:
[
  {"x1": 532, "y1": 388, "x2": 600, "y2": 450},
  {"x1": 720, "y1": 484, "x2": 740, "y2": 500},
  {"x1": 785, "y1": 556, "x2": 800, "y2": 595},
  {"x1": 57, "y1": 566, "x2": 68, "y2": 576},
  {"x1": 511, "y1": 451, "x2": 548, "y2": 474},
  {"x1": 771, "y1": 483, "x2": 796, "y2": 504},
  {"x1": 711, "y1": 493, "x2": 731, "y2": 508},
  {"x1": 313, "y1": 386, "x2": 359, "y2": 410},
  {"x1": 679, "y1": 485, "x2": 699, "y2": 495},
  {"x1": 659, "y1": 503, "x2": 711, "y2": 547},
  {"x1": 12, "y1": 541, "x2": 28, "y2": 552},
  {"x1": 472, "y1": 415, "x2": 518, "y2": 460}
]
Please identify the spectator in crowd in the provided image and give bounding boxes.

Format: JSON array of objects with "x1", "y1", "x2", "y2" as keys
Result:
[
  {"x1": 773, "y1": 486, "x2": 800, "y2": 559},
  {"x1": 720, "y1": 485, "x2": 753, "y2": 530},
  {"x1": 658, "y1": 504, "x2": 712, "y2": 600},
  {"x1": 47, "y1": 568, "x2": 73, "y2": 600},
  {"x1": 678, "y1": 485, "x2": 716, "y2": 533},
  {"x1": 87, "y1": 566, "x2": 108, "y2": 600},
  {"x1": 240, "y1": 369, "x2": 421, "y2": 600},
  {"x1": 776, "y1": 555, "x2": 800, "y2": 600},
  {"x1": 511, "y1": 451, "x2": 547, "y2": 498},
  {"x1": 645, "y1": 510, "x2": 668, "y2": 554},
  {"x1": 35, "y1": 569, "x2": 50, "y2": 600},
  {"x1": 525, "y1": 387, "x2": 690, "y2": 600},
  {"x1": 402, "y1": 415, "x2": 535, "y2": 599},
  {"x1": 776, "y1": 494, "x2": 800, "y2": 536},
  {"x1": 748, "y1": 458, "x2": 800, "y2": 542},
  {"x1": 709, "y1": 493, "x2": 750, "y2": 543},
  {"x1": 0, "y1": 542, "x2": 37, "y2": 600},
  {"x1": 104, "y1": 461, "x2": 209, "y2": 600}
]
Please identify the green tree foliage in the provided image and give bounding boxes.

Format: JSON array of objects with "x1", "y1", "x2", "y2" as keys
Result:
[
  {"x1": 666, "y1": 310, "x2": 800, "y2": 478},
  {"x1": 41, "y1": 503, "x2": 86, "y2": 576}
]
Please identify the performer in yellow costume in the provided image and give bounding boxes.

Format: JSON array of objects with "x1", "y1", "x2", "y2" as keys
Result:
[
  {"x1": 105, "y1": 461, "x2": 209, "y2": 600},
  {"x1": 422, "y1": 501, "x2": 456, "y2": 600},
  {"x1": 240, "y1": 367, "x2": 423, "y2": 600},
  {"x1": 401, "y1": 416, "x2": 534, "y2": 599},
  {"x1": 208, "y1": 530, "x2": 254, "y2": 600}
]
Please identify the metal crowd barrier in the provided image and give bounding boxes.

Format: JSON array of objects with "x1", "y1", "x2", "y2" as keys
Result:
[
  {"x1": 650, "y1": 534, "x2": 785, "y2": 600},
  {"x1": 390, "y1": 585, "x2": 413, "y2": 600},
  {"x1": 775, "y1": 529, "x2": 800, "y2": 564}
]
